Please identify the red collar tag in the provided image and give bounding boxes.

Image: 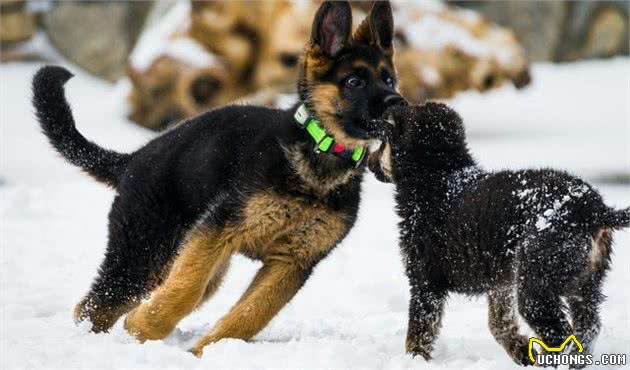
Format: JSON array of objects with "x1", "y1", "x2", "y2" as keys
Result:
[{"x1": 332, "y1": 143, "x2": 346, "y2": 153}]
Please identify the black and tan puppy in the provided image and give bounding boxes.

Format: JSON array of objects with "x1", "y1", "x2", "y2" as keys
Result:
[
  {"x1": 367, "y1": 103, "x2": 629, "y2": 366},
  {"x1": 32, "y1": 1, "x2": 405, "y2": 356}
]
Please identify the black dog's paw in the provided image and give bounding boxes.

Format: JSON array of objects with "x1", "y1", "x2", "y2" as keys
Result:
[
  {"x1": 568, "y1": 346, "x2": 588, "y2": 369},
  {"x1": 507, "y1": 337, "x2": 538, "y2": 367},
  {"x1": 406, "y1": 335, "x2": 433, "y2": 361}
]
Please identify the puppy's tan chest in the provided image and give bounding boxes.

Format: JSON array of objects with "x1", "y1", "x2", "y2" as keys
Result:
[{"x1": 234, "y1": 192, "x2": 348, "y2": 263}]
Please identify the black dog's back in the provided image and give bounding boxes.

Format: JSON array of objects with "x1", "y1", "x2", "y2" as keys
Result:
[
  {"x1": 440, "y1": 167, "x2": 626, "y2": 293},
  {"x1": 120, "y1": 104, "x2": 294, "y2": 221}
]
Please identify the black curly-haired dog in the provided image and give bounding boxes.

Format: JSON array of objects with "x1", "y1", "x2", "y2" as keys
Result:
[
  {"x1": 367, "y1": 103, "x2": 629, "y2": 366},
  {"x1": 32, "y1": 1, "x2": 406, "y2": 357}
]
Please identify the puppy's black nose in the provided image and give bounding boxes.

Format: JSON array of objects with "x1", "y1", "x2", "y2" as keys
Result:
[{"x1": 384, "y1": 94, "x2": 408, "y2": 108}]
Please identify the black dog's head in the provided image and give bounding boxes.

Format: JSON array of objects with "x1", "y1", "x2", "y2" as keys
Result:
[
  {"x1": 367, "y1": 102, "x2": 469, "y2": 182},
  {"x1": 298, "y1": 1, "x2": 407, "y2": 148}
]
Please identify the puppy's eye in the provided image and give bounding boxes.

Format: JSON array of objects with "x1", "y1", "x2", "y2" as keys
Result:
[
  {"x1": 279, "y1": 53, "x2": 298, "y2": 67},
  {"x1": 385, "y1": 77, "x2": 395, "y2": 88},
  {"x1": 346, "y1": 76, "x2": 366, "y2": 89}
]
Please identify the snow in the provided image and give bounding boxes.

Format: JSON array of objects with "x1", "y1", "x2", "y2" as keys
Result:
[{"x1": 1, "y1": 59, "x2": 629, "y2": 369}]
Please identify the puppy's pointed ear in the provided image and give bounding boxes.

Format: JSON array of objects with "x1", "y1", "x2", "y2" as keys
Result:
[
  {"x1": 353, "y1": 1, "x2": 394, "y2": 56},
  {"x1": 310, "y1": 1, "x2": 352, "y2": 57}
]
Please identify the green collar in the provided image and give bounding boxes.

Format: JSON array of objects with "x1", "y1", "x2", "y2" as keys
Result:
[{"x1": 294, "y1": 104, "x2": 366, "y2": 167}]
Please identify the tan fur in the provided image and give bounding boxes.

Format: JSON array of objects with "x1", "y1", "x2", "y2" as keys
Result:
[
  {"x1": 283, "y1": 144, "x2": 361, "y2": 197},
  {"x1": 189, "y1": 260, "x2": 305, "y2": 357},
  {"x1": 124, "y1": 192, "x2": 349, "y2": 355},
  {"x1": 368, "y1": 141, "x2": 394, "y2": 183},
  {"x1": 303, "y1": 47, "x2": 335, "y2": 78},
  {"x1": 590, "y1": 228, "x2": 611, "y2": 272},
  {"x1": 191, "y1": 193, "x2": 347, "y2": 356},
  {"x1": 378, "y1": 142, "x2": 393, "y2": 180}
]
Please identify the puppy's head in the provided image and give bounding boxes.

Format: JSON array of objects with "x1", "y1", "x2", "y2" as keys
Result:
[
  {"x1": 298, "y1": 1, "x2": 407, "y2": 148},
  {"x1": 367, "y1": 102, "x2": 467, "y2": 182}
]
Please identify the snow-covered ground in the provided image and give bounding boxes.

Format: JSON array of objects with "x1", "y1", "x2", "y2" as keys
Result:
[{"x1": 1, "y1": 59, "x2": 628, "y2": 370}]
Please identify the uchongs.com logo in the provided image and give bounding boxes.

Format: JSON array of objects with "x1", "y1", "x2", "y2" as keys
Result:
[{"x1": 528, "y1": 335, "x2": 627, "y2": 367}]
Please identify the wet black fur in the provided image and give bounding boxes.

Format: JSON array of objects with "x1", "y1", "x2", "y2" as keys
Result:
[
  {"x1": 368, "y1": 103, "x2": 629, "y2": 365},
  {"x1": 32, "y1": 1, "x2": 403, "y2": 333}
]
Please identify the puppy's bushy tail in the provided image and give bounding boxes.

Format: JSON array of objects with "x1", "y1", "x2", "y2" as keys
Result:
[
  {"x1": 600, "y1": 207, "x2": 630, "y2": 229},
  {"x1": 32, "y1": 66, "x2": 130, "y2": 188}
]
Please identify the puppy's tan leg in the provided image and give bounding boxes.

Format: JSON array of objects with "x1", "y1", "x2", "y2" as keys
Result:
[
  {"x1": 488, "y1": 289, "x2": 532, "y2": 366},
  {"x1": 125, "y1": 228, "x2": 234, "y2": 342},
  {"x1": 190, "y1": 257, "x2": 309, "y2": 357}
]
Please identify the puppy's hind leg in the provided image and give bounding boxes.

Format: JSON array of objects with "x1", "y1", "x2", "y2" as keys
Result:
[
  {"x1": 488, "y1": 288, "x2": 533, "y2": 366},
  {"x1": 124, "y1": 226, "x2": 235, "y2": 342},
  {"x1": 74, "y1": 258, "x2": 145, "y2": 333},
  {"x1": 565, "y1": 229, "x2": 611, "y2": 368},
  {"x1": 75, "y1": 197, "x2": 191, "y2": 333},
  {"x1": 517, "y1": 232, "x2": 582, "y2": 351}
]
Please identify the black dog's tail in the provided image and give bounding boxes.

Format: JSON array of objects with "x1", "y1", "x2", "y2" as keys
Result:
[
  {"x1": 599, "y1": 207, "x2": 630, "y2": 229},
  {"x1": 32, "y1": 66, "x2": 130, "y2": 188}
]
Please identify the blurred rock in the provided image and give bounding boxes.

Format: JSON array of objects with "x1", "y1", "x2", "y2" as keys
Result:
[
  {"x1": 43, "y1": 1, "x2": 152, "y2": 81},
  {"x1": 127, "y1": 54, "x2": 240, "y2": 130},
  {"x1": 454, "y1": 0, "x2": 629, "y2": 62},
  {"x1": 393, "y1": 1, "x2": 530, "y2": 103},
  {"x1": 556, "y1": 1, "x2": 629, "y2": 61},
  {"x1": 0, "y1": 0, "x2": 36, "y2": 44}
]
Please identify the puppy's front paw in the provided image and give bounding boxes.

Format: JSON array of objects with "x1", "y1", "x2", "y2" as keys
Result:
[
  {"x1": 406, "y1": 335, "x2": 433, "y2": 361},
  {"x1": 507, "y1": 336, "x2": 538, "y2": 367}
]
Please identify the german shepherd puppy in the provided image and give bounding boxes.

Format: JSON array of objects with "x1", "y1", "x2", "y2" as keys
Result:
[
  {"x1": 32, "y1": 1, "x2": 405, "y2": 356},
  {"x1": 367, "y1": 103, "x2": 629, "y2": 366}
]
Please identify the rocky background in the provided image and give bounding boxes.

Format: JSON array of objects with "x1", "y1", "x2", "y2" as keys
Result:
[
  {"x1": 455, "y1": 1, "x2": 629, "y2": 62},
  {"x1": 1, "y1": 0, "x2": 628, "y2": 130}
]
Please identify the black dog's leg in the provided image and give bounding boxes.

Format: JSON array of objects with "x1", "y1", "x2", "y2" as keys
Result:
[
  {"x1": 564, "y1": 231, "x2": 611, "y2": 369},
  {"x1": 517, "y1": 288, "x2": 573, "y2": 349},
  {"x1": 568, "y1": 276, "x2": 605, "y2": 351},
  {"x1": 566, "y1": 229, "x2": 610, "y2": 362},
  {"x1": 406, "y1": 276, "x2": 447, "y2": 360},
  {"x1": 488, "y1": 288, "x2": 533, "y2": 366},
  {"x1": 566, "y1": 272, "x2": 604, "y2": 370}
]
